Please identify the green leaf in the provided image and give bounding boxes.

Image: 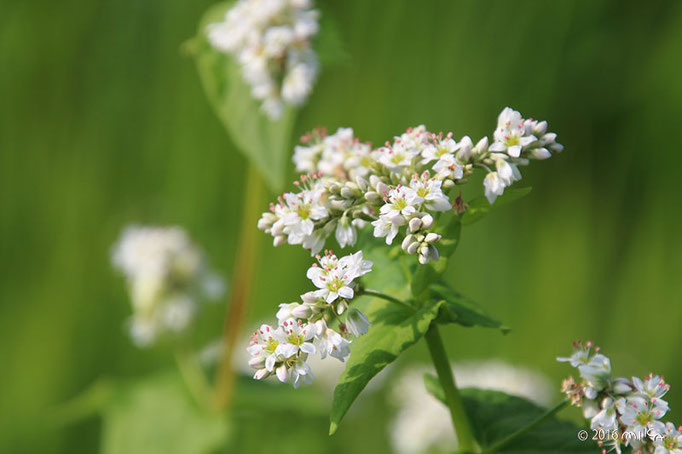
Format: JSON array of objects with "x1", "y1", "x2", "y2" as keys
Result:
[
  {"x1": 411, "y1": 214, "x2": 461, "y2": 297},
  {"x1": 430, "y1": 282, "x2": 509, "y2": 333},
  {"x1": 329, "y1": 297, "x2": 443, "y2": 435},
  {"x1": 424, "y1": 376, "x2": 597, "y2": 453},
  {"x1": 101, "y1": 371, "x2": 230, "y2": 454},
  {"x1": 461, "y1": 187, "x2": 533, "y2": 226},
  {"x1": 192, "y1": 2, "x2": 296, "y2": 192}
]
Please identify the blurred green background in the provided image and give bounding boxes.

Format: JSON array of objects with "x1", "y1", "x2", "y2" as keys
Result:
[{"x1": 2, "y1": 0, "x2": 682, "y2": 452}]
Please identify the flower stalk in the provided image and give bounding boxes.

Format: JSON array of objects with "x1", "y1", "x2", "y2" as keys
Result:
[
  {"x1": 214, "y1": 164, "x2": 264, "y2": 410},
  {"x1": 424, "y1": 323, "x2": 480, "y2": 453}
]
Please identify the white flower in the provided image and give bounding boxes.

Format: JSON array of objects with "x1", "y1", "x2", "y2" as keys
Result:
[
  {"x1": 377, "y1": 142, "x2": 420, "y2": 173},
  {"x1": 591, "y1": 397, "x2": 619, "y2": 431},
  {"x1": 654, "y1": 422, "x2": 682, "y2": 454},
  {"x1": 312, "y1": 320, "x2": 351, "y2": 361},
  {"x1": 345, "y1": 308, "x2": 371, "y2": 337},
  {"x1": 489, "y1": 107, "x2": 537, "y2": 158},
  {"x1": 380, "y1": 185, "x2": 418, "y2": 218},
  {"x1": 483, "y1": 172, "x2": 505, "y2": 204},
  {"x1": 421, "y1": 136, "x2": 458, "y2": 164},
  {"x1": 306, "y1": 251, "x2": 372, "y2": 303},
  {"x1": 275, "y1": 318, "x2": 316, "y2": 358},
  {"x1": 280, "y1": 188, "x2": 329, "y2": 243},
  {"x1": 371, "y1": 215, "x2": 404, "y2": 245},
  {"x1": 633, "y1": 374, "x2": 670, "y2": 403},
  {"x1": 247, "y1": 323, "x2": 281, "y2": 374},
  {"x1": 111, "y1": 225, "x2": 222, "y2": 347},
  {"x1": 335, "y1": 215, "x2": 357, "y2": 248},
  {"x1": 577, "y1": 353, "x2": 611, "y2": 392},
  {"x1": 409, "y1": 172, "x2": 452, "y2": 212},
  {"x1": 293, "y1": 142, "x2": 323, "y2": 174},
  {"x1": 494, "y1": 157, "x2": 522, "y2": 186},
  {"x1": 619, "y1": 396, "x2": 667, "y2": 439},
  {"x1": 207, "y1": 0, "x2": 320, "y2": 118},
  {"x1": 432, "y1": 153, "x2": 464, "y2": 181}
]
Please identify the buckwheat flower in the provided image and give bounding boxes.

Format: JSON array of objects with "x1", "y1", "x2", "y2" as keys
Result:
[
  {"x1": 335, "y1": 215, "x2": 357, "y2": 248},
  {"x1": 380, "y1": 185, "x2": 418, "y2": 219},
  {"x1": 578, "y1": 353, "x2": 612, "y2": 392},
  {"x1": 490, "y1": 107, "x2": 537, "y2": 158},
  {"x1": 483, "y1": 171, "x2": 505, "y2": 203},
  {"x1": 372, "y1": 215, "x2": 404, "y2": 245},
  {"x1": 494, "y1": 156, "x2": 522, "y2": 187},
  {"x1": 306, "y1": 250, "x2": 372, "y2": 303},
  {"x1": 111, "y1": 225, "x2": 223, "y2": 347},
  {"x1": 409, "y1": 172, "x2": 452, "y2": 212},
  {"x1": 432, "y1": 153, "x2": 464, "y2": 181},
  {"x1": 276, "y1": 318, "x2": 316, "y2": 358},
  {"x1": 293, "y1": 142, "x2": 324, "y2": 174},
  {"x1": 247, "y1": 323, "x2": 281, "y2": 375},
  {"x1": 421, "y1": 136, "x2": 458, "y2": 165},
  {"x1": 620, "y1": 396, "x2": 667, "y2": 438},
  {"x1": 591, "y1": 397, "x2": 619, "y2": 431},
  {"x1": 634, "y1": 374, "x2": 671, "y2": 403},
  {"x1": 280, "y1": 188, "x2": 328, "y2": 243},
  {"x1": 653, "y1": 423, "x2": 682, "y2": 454},
  {"x1": 207, "y1": 0, "x2": 320, "y2": 119},
  {"x1": 312, "y1": 320, "x2": 351, "y2": 361},
  {"x1": 345, "y1": 308, "x2": 371, "y2": 337},
  {"x1": 378, "y1": 142, "x2": 419, "y2": 173},
  {"x1": 286, "y1": 355, "x2": 315, "y2": 388}
]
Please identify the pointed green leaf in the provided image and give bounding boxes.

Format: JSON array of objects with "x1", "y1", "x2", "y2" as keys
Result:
[
  {"x1": 192, "y1": 2, "x2": 296, "y2": 192},
  {"x1": 424, "y1": 375, "x2": 597, "y2": 452},
  {"x1": 329, "y1": 297, "x2": 443, "y2": 435},
  {"x1": 461, "y1": 187, "x2": 532, "y2": 226},
  {"x1": 430, "y1": 282, "x2": 509, "y2": 332}
]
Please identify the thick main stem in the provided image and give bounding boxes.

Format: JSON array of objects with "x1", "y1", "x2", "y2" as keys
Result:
[
  {"x1": 214, "y1": 165, "x2": 264, "y2": 410},
  {"x1": 424, "y1": 324, "x2": 479, "y2": 453}
]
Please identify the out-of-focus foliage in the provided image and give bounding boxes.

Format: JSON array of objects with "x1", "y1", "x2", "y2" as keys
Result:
[{"x1": 2, "y1": 0, "x2": 682, "y2": 453}]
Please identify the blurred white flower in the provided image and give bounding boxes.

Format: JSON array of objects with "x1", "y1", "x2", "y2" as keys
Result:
[
  {"x1": 111, "y1": 225, "x2": 223, "y2": 347},
  {"x1": 389, "y1": 361, "x2": 553, "y2": 454},
  {"x1": 207, "y1": 0, "x2": 320, "y2": 119}
]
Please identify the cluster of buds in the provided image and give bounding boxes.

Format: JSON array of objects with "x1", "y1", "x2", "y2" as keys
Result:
[
  {"x1": 558, "y1": 341, "x2": 682, "y2": 453},
  {"x1": 259, "y1": 107, "x2": 562, "y2": 264},
  {"x1": 111, "y1": 226, "x2": 224, "y2": 347},
  {"x1": 207, "y1": 0, "x2": 319, "y2": 119},
  {"x1": 247, "y1": 251, "x2": 373, "y2": 387}
]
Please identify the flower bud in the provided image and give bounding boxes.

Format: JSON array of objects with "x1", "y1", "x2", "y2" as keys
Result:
[
  {"x1": 254, "y1": 369, "x2": 270, "y2": 380},
  {"x1": 292, "y1": 304, "x2": 312, "y2": 319},
  {"x1": 401, "y1": 234, "x2": 414, "y2": 251},
  {"x1": 421, "y1": 214, "x2": 434, "y2": 229},
  {"x1": 442, "y1": 179, "x2": 455, "y2": 189},
  {"x1": 534, "y1": 121, "x2": 548, "y2": 136},
  {"x1": 273, "y1": 235, "x2": 286, "y2": 247},
  {"x1": 340, "y1": 187, "x2": 355, "y2": 199},
  {"x1": 424, "y1": 232, "x2": 441, "y2": 243},
  {"x1": 336, "y1": 300, "x2": 348, "y2": 315},
  {"x1": 408, "y1": 217, "x2": 422, "y2": 233},
  {"x1": 406, "y1": 242, "x2": 419, "y2": 255},
  {"x1": 531, "y1": 147, "x2": 551, "y2": 160},
  {"x1": 276, "y1": 364, "x2": 289, "y2": 383}
]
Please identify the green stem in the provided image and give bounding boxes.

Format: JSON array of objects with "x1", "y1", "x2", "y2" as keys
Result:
[
  {"x1": 424, "y1": 324, "x2": 480, "y2": 453},
  {"x1": 360, "y1": 289, "x2": 414, "y2": 311},
  {"x1": 482, "y1": 399, "x2": 570, "y2": 454},
  {"x1": 214, "y1": 164, "x2": 264, "y2": 410}
]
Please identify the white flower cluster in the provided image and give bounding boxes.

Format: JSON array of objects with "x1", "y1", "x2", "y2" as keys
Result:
[
  {"x1": 259, "y1": 108, "x2": 561, "y2": 264},
  {"x1": 111, "y1": 226, "x2": 224, "y2": 347},
  {"x1": 559, "y1": 341, "x2": 682, "y2": 454},
  {"x1": 207, "y1": 0, "x2": 319, "y2": 119},
  {"x1": 247, "y1": 251, "x2": 372, "y2": 387}
]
